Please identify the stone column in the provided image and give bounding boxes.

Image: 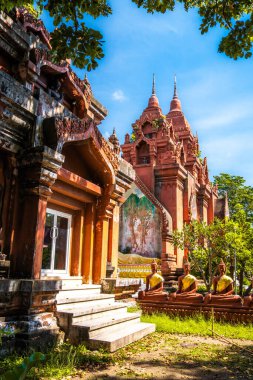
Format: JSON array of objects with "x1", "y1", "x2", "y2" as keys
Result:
[
  {"x1": 11, "y1": 146, "x2": 64, "y2": 279},
  {"x1": 93, "y1": 217, "x2": 109, "y2": 284},
  {"x1": 82, "y1": 203, "x2": 95, "y2": 283},
  {"x1": 71, "y1": 209, "x2": 85, "y2": 276},
  {"x1": 106, "y1": 205, "x2": 120, "y2": 278},
  {"x1": 197, "y1": 186, "x2": 211, "y2": 223}
]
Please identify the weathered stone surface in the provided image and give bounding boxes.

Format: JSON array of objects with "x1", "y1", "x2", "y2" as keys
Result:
[
  {"x1": 0, "y1": 279, "x2": 61, "y2": 355},
  {"x1": 0, "y1": 279, "x2": 60, "y2": 316}
]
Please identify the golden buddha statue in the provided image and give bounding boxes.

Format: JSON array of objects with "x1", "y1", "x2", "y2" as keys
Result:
[
  {"x1": 168, "y1": 261, "x2": 203, "y2": 303},
  {"x1": 204, "y1": 260, "x2": 242, "y2": 306},
  {"x1": 138, "y1": 260, "x2": 166, "y2": 300}
]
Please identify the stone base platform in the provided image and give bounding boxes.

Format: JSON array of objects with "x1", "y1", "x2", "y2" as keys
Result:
[
  {"x1": 101, "y1": 278, "x2": 143, "y2": 300},
  {"x1": 137, "y1": 298, "x2": 253, "y2": 323},
  {"x1": 0, "y1": 279, "x2": 61, "y2": 356}
]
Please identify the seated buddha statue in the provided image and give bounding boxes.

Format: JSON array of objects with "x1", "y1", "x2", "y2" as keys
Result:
[
  {"x1": 168, "y1": 261, "x2": 203, "y2": 303},
  {"x1": 138, "y1": 261, "x2": 167, "y2": 300},
  {"x1": 243, "y1": 278, "x2": 253, "y2": 307},
  {"x1": 204, "y1": 260, "x2": 242, "y2": 306}
]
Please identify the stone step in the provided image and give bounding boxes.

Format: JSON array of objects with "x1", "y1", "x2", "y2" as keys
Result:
[
  {"x1": 56, "y1": 286, "x2": 101, "y2": 300},
  {"x1": 61, "y1": 282, "x2": 101, "y2": 291},
  {"x1": 57, "y1": 302, "x2": 128, "y2": 331},
  {"x1": 88, "y1": 322, "x2": 156, "y2": 352},
  {"x1": 41, "y1": 276, "x2": 84, "y2": 290},
  {"x1": 55, "y1": 286, "x2": 155, "y2": 352},
  {"x1": 70, "y1": 312, "x2": 141, "y2": 343},
  {"x1": 56, "y1": 293, "x2": 115, "y2": 307}
]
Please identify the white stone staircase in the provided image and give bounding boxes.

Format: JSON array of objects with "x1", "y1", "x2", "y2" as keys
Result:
[{"x1": 56, "y1": 277, "x2": 155, "y2": 352}]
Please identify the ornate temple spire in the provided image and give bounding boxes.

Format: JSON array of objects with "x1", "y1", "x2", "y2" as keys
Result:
[
  {"x1": 147, "y1": 73, "x2": 160, "y2": 108},
  {"x1": 173, "y1": 74, "x2": 178, "y2": 98},
  {"x1": 169, "y1": 75, "x2": 182, "y2": 112},
  {"x1": 152, "y1": 73, "x2": 156, "y2": 95}
]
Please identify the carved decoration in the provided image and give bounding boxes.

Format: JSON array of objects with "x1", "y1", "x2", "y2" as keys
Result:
[
  {"x1": 11, "y1": 8, "x2": 93, "y2": 118},
  {"x1": 30, "y1": 48, "x2": 50, "y2": 65},
  {"x1": 108, "y1": 129, "x2": 121, "y2": 155},
  {"x1": 43, "y1": 116, "x2": 119, "y2": 173},
  {"x1": 135, "y1": 111, "x2": 163, "y2": 130},
  {"x1": 18, "y1": 147, "x2": 64, "y2": 199},
  {"x1": 14, "y1": 8, "x2": 51, "y2": 49}
]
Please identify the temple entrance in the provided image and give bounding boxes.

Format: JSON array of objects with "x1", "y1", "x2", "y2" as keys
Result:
[{"x1": 41, "y1": 209, "x2": 72, "y2": 275}]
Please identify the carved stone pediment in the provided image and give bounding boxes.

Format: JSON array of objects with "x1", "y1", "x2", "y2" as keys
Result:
[{"x1": 42, "y1": 116, "x2": 119, "y2": 173}]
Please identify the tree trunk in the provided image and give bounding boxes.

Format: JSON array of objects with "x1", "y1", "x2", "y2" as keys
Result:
[{"x1": 239, "y1": 267, "x2": 244, "y2": 296}]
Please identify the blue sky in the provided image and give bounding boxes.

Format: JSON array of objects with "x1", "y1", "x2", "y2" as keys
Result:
[{"x1": 43, "y1": 1, "x2": 253, "y2": 186}]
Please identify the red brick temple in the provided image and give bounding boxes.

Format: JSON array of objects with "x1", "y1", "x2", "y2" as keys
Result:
[
  {"x1": 0, "y1": 9, "x2": 155, "y2": 353},
  {"x1": 119, "y1": 76, "x2": 227, "y2": 279}
]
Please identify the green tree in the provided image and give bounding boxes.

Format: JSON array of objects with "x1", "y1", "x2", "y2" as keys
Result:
[
  {"x1": 223, "y1": 206, "x2": 253, "y2": 294},
  {"x1": 213, "y1": 173, "x2": 253, "y2": 223},
  {"x1": 1, "y1": 1, "x2": 253, "y2": 70},
  {"x1": 173, "y1": 219, "x2": 226, "y2": 291},
  {"x1": 173, "y1": 213, "x2": 253, "y2": 294},
  {"x1": 133, "y1": 1, "x2": 253, "y2": 60}
]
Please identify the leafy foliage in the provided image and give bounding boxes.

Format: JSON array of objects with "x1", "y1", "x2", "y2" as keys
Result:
[
  {"x1": 132, "y1": 1, "x2": 253, "y2": 60},
  {"x1": 173, "y1": 214, "x2": 253, "y2": 293},
  {"x1": 214, "y1": 173, "x2": 253, "y2": 223},
  {"x1": 2, "y1": 352, "x2": 45, "y2": 380},
  {"x1": 0, "y1": 344, "x2": 111, "y2": 380},
  {"x1": 173, "y1": 219, "x2": 225, "y2": 291}
]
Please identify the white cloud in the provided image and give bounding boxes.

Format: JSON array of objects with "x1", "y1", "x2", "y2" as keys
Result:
[
  {"x1": 104, "y1": 131, "x2": 110, "y2": 138},
  {"x1": 190, "y1": 97, "x2": 253, "y2": 131},
  {"x1": 200, "y1": 133, "x2": 253, "y2": 186},
  {"x1": 112, "y1": 89, "x2": 127, "y2": 102}
]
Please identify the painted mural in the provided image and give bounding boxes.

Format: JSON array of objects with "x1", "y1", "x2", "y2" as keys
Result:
[{"x1": 118, "y1": 187, "x2": 162, "y2": 278}]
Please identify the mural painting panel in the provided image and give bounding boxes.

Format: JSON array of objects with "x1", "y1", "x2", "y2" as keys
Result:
[{"x1": 119, "y1": 188, "x2": 162, "y2": 278}]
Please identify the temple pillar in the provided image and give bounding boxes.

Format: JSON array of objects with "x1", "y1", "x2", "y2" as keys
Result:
[
  {"x1": 156, "y1": 165, "x2": 187, "y2": 268},
  {"x1": 106, "y1": 205, "x2": 120, "y2": 278},
  {"x1": 83, "y1": 203, "x2": 95, "y2": 283},
  {"x1": 11, "y1": 147, "x2": 64, "y2": 279},
  {"x1": 161, "y1": 237, "x2": 176, "y2": 279},
  {"x1": 93, "y1": 217, "x2": 109, "y2": 284},
  {"x1": 197, "y1": 186, "x2": 210, "y2": 223},
  {"x1": 70, "y1": 209, "x2": 85, "y2": 276},
  {"x1": 0, "y1": 154, "x2": 17, "y2": 257}
]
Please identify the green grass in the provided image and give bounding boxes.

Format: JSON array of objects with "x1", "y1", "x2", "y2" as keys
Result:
[
  {"x1": 0, "y1": 343, "x2": 112, "y2": 380},
  {"x1": 1, "y1": 313, "x2": 253, "y2": 379},
  {"x1": 127, "y1": 305, "x2": 140, "y2": 313},
  {"x1": 141, "y1": 313, "x2": 253, "y2": 340}
]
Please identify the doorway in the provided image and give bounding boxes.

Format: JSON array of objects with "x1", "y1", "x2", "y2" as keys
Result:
[{"x1": 41, "y1": 208, "x2": 71, "y2": 275}]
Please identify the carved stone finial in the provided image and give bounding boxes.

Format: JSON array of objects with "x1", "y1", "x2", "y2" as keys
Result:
[
  {"x1": 109, "y1": 128, "x2": 120, "y2": 155},
  {"x1": 152, "y1": 73, "x2": 156, "y2": 95},
  {"x1": 169, "y1": 74, "x2": 182, "y2": 112},
  {"x1": 173, "y1": 74, "x2": 178, "y2": 98}
]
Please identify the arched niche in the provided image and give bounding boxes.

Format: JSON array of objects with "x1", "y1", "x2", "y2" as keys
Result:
[{"x1": 136, "y1": 140, "x2": 150, "y2": 165}]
